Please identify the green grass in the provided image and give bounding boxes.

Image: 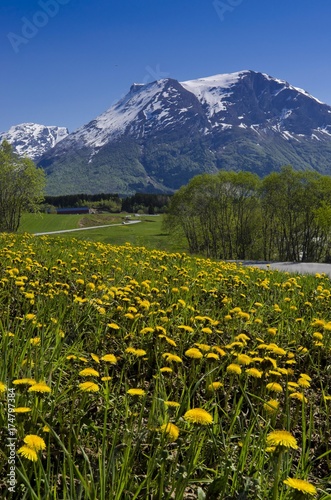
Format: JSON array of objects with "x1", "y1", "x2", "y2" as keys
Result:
[{"x1": 18, "y1": 213, "x2": 188, "y2": 252}]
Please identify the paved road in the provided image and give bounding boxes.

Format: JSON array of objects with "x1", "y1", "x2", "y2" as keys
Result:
[
  {"x1": 33, "y1": 220, "x2": 141, "y2": 236},
  {"x1": 238, "y1": 261, "x2": 331, "y2": 278}
]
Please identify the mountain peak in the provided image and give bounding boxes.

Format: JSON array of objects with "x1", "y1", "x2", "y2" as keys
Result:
[{"x1": 0, "y1": 123, "x2": 69, "y2": 161}]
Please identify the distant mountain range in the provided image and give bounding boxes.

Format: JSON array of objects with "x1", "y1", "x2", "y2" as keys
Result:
[
  {"x1": 2, "y1": 70, "x2": 331, "y2": 195},
  {"x1": 0, "y1": 123, "x2": 69, "y2": 161}
]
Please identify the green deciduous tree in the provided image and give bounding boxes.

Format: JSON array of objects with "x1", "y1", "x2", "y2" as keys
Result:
[{"x1": 0, "y1": 140, "x2": 46, "y2": 232}]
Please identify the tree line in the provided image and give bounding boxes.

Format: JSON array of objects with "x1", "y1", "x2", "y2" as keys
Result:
[
  {"x1": 164, "y1": 167, "x2": 331, "y2": 263},
  {"x1": 45, "y1": 192, "x2": 172, "y2": 214}
]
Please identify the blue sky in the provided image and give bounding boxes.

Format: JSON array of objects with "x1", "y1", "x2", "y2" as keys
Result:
[{"x1": 1, "y1": 0, "x2": 331, "y2": 133}]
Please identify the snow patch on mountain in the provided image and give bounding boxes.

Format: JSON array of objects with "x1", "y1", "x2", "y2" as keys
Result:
[{"x1": 181, "y1": 71, "x2": 248, "y2": 117}]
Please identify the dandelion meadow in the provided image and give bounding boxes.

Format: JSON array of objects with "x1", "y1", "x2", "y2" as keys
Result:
[{"x1": 1, "y1": 233, "x2": 331, "y2": 499}]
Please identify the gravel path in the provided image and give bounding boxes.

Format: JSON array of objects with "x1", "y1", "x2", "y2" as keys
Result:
[
  {"x1": 238, "y1": 261, "x2": 331, "y2": 278},
  {"x1": 33, "y1": 220, "x2": 141, "y2": 236}
]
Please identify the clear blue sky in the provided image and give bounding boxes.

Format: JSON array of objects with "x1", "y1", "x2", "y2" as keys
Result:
[{"x1": 1, "y1": 0, "x2": 331, "y2": 133}]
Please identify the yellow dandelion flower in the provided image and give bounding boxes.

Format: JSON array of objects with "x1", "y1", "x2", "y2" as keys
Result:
[
  {"x1": 160, "y1": 367, "x2": 173, "y2": 373},
  {"x1": 160, "y1": 422, "x2": 179, "y2": 441},
  {"x1": 91, "y1": 353, "x2": 100, "y2": 363},
  {"x1": 79, "y1": 368, "x2": 100, "y2": 377},
  {"x1": 266, "y1": 382, "x2": 283, "y2": 393},
  {"x1": 311, "y1": 319, "x2": 325, "y2": 327},
  {"x1": 246, "y1": 368, "x2": 263, "y2": 378},
  {"x1": 101, "y1": 376, "x2": 112, "y2": 381},
  {"x1": 30, "y1": 337, "x2": 41, "y2": 346},
  {"x1": 125, "y1": 347, "x2": 147, "y2": 357},
  {"x1": 283, "y1": 478, "x2": 317, "y2": 496},
  {"x1": 236, "y1": 354, "x2": 253, "y2": 365},
  {"x1": 164, "y1": 401, "x2": 180, "y2": 407},
  {"x1": 267, "y1": 345, "x2": 287, "y2": 356},
  {"x1": 0, "y1": 382, "x2": 7, "y2": 393},
  {"x1": 212, "y1": 346, "x2": 226, "y2": 356},
  {"x1": 300, "y1": 373, "x2": 312, "y2": 381},
  {"x1": 207, "y1": 382, "x2": 223, "y2": 391},
  {"x1": 289, "y1": 392, "x2": 308, "y2": 403},
  {"x1": 43, "y1": 425, "x2": 50, "y2": 432},
  {"x1": 201, "y1": 327, "x2": 213, "y2": 334},
  {"x1": 205, "y1": 352, "x2": 219, "y2": 360},
  {"x1": 124, "y1": 313, "x2": 135, "y2": 320},
  {"x1": 18, "y1": 445, "x2": 38, "y2": 461},
  {"x1": 127, "y1": 388, "x2": 145, "y2": 397},
  {"x1": 24, "y1": 434, "x2": 46, "y2": 451},
  {"x1": 195, "y1": 343, "x2": 211, "y2": 351},
  {"x1": 226, "y1": 363, "x2": 242, "y2": 375},
  {"x1": 268, "y1": 370, "x2": 282, "y2": 377},
  {"x1": 287, "y1": 382, "x2": 299, "y2": 389},
  {"x1": 263, "y1": 357, "x2": 278, "y2": 369},
  {"x1": 185, "y1": 348, "x2": 203, "y2": 359},
  {"x1": 235, "y1": 333, "x2": 250, "y2": 342},
  {"x1": 162, "y1": 353, "x2": 182, "y2": 363},
  {"x1": 298, "y1": 378, "x2": 310, "y2": 388},
  {"x1": 66, "y1": 355, "x2": 77, "y2": 360},
  {"x1": 78, "y1": 382, "x2": 99, "y2": 392},
  {"x1": 268, "y1": 328, "x2": 277, "y2": 335},
  {"x1": 178, "y1": 325, "x2": 194, "y2": 333},
  {"x1": 163, "y1": 336, "x2": 177, "y2": 346},
  {"x1": 14, "y1": 407, "x2": 31, "y2": 413},
  {"x1": 266, "y1": 430, "x2": 298, "y2": 449},
  {"x1": 28, "y1": 383, "x2": 51, "y2": 393},
  {"x1": 107, "y1": 323, "x2": 120, "y2": 330},
  {"x1": 13, "y1": 378, "x2": 36, "y2": 386},
  {"x1": 263, "y1": 399, "x2": 279, "y2": 414},
  {"x1": 276, "y1": 368, "x2": 289, "y2": 375},
  {"x1": 184, "y1": 408, "x2": 213, "y2": 425},
  {"x1": 140, "y1": 327, "x2": 154, "y2": 334},
  {"x1": 25, "y1": 313, "x2": 36, "y2": 320},
  {"x1": 101, "y1": 354, "x2": 117, "y2": 364}
]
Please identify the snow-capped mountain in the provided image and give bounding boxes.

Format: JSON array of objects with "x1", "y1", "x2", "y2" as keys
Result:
[
  {"x1": 29, "y1": 71, "x2": 331, "y2": 193},
  {"x1": 0, "y1": 123, "x2": 69, "y2": 161}
]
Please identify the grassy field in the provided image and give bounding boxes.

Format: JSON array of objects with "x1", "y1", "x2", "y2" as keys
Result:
[
  {"x1": 1, "y1": 233, "x2": 331, "y2": 499},
  {"x1": 19, "y1": 213, "x2": 187, "y2": 253}
]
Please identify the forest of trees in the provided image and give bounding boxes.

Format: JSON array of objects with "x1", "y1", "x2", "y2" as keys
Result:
[{"x1": 164, "y1": 167, "x2": 331, "y2": 263}]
